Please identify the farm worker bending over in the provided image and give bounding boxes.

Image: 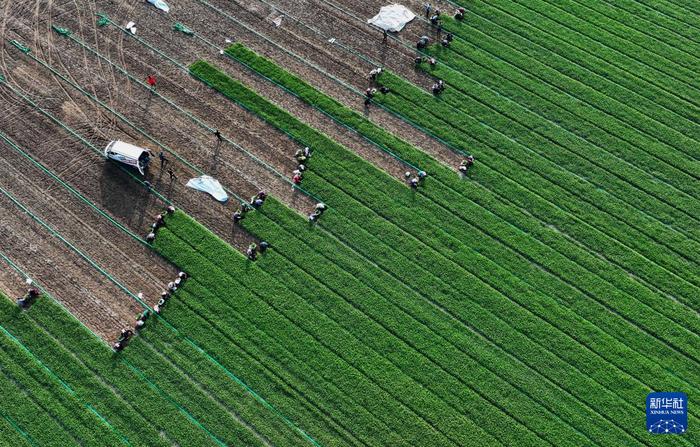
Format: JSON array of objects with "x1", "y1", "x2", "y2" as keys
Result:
[
  {"x1": 295, "y1": 148, "x2": 307, "y2": 163},
  {"x1": 369, "y1": 67, "x2": 383, "y2": 81},
  {"x1": 118, "y1": 329, "x2": 133, "y2": 343},
  {"x1": 247, "y1": 243, "x2": 258, "y2": 261},
  {"x1": 455, "y1": 8, "x2": 466, "y2": 20},
  {"x1": 136, "y1": 310, "x2": 150, "y2": 329},
  {"x1": 233, "y1": 210, "x2": 244, "y2": 223},
  {"x1": 17, "y1": 288, "x2": 40, "y2": 308},
  {"x1": 417, "y1": 36, "x2": 429, "y2": 49},
  {"x1": 459, "y1": 155, "x2": 475, "y2": 174},
  {"x1": 251, "y1": 190, "x2": 267, "y2": 208},
  {"x1": 259, "y1": 241, "x2": 270, "y2": 253},
  {"x1": 364, "y1": 87, "x2": 377, "y2": 105}
]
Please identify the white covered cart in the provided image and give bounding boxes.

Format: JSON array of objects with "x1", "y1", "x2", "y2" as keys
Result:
[{"x1": 104, "y1": 140, "x2": 152, "y2": 175}]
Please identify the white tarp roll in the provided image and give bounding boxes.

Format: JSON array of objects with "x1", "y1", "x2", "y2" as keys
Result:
[
  {"x1": 186, "y1": 175, "x2": 229, "y2": 203},
  {"x1": 147, "y1": 0, "x2": 170, "y2": 13},
  {"x1": 367, "y1": 4, "x2": 415, "y2": 32}
]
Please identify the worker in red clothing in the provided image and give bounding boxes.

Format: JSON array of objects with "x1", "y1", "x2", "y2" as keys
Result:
[{"x1": 146, "y1": 75, "x2": 157, "y2": 92}]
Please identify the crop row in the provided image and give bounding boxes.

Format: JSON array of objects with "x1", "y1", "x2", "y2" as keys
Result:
[
  {"x1": 139, "y1": 327, "x2": 314, "y2": 447},
  {"x1": 0, "y1": 297, "x2": 238, "y2": 447},
  {"x1": 224, "y1": 42, "x2": 700, "y2": 313},
  {"x1": 157, "y1": 181, "x2": 698, "y2": 447},
  {"x1": 446, "y1": 2, "x2": 700, "y2": 157},
  {"x1": 154, "y1": 278, "x2": 370, "y2": 447},
  {"x1": 154, "y1": 218, "x2": 485, "y2": 447},
  {"x1": 547, "y1": 0, "x2": 700, "y2": 67},
  {"x1": 161, "y1": 210, "x2": 619, "y2": 446},
  {"x1": 236, "y1": 200, "x2": 673, "y2": 446},
  {"x1": 0, "y1": 67, "x2": 319, "y2": 445},
  {"x1": 441, "y1": 12, "x2": 700, "y2": 170},
  {"x1": 643, "y1": 0, "x2": 700, "y2": 29},
  {"x1": 525, "y1": 0, "x2": 699, "y2": 83},
  {"x1": 605, "y1": 0, "x2": 700, "y2": 43},
  {"x1": 0, "y1": 287, "x2": 314, "y2": 446},
  {"x1": 373, "y1": 69, "x2": 700, "y2": 320},
  {"x1": 188, "y1": 58, "x2": 700, "y2": 372},
  {"x1": 185, "y1": 62, "x2": 699, "y2": 438},
  {"x1": 419, "y1": 28, "x2": 700, "y2": 234},
  {"x1": 157, "y1": 210, "x2": 648, "y2": 446},
  {"x1": 126, "y1": 319, "x2": 309, "y2": 447},
  {"x1": 189, "y1": 57, "x2": 699, "y2": 385},
  {"x1": 405, "y1": 50, "x2": 700, "y2": 277},
  {"x1": 0, "y1": 367, "x2": 79, "y2": 447},
  {"x1": 470, "y1": 0, "x2": 699, "y2": 104},
  {"x1": 0, "y1": 327, "x2": 125, "y2": 446},
  {"x1": 0, "y1": 411, "x2": 34, "y2": 447},
  {"x1": 122, "y1": 340, "x2": 260, "y2": 447}
]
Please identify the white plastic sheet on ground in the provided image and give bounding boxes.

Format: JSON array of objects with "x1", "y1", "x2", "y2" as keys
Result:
[
  {"x1": 147, "y1": 0, "x2": 170, "y2": 13},
  {"x1": 186, "y1": 175, "x2": 229, "y2": 203},
  {"x1": 367, "y1": 4, "x2": 415, "y2": 32}
]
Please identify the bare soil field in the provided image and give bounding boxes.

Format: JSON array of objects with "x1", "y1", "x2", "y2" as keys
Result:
[{"x1": 0, "y1": 0, "x2": 450, "y2": 337}]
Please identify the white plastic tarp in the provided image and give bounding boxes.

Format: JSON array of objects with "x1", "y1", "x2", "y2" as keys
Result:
[
  {"x1": 147, "y1": 0, "x2": 170, "y2": 13},
  {"x1": 186, "y1": 175, "x2": 229, "y2": 203},
  {"x1": 367, "y1": 4, "x2": 415, "y2": 32}
]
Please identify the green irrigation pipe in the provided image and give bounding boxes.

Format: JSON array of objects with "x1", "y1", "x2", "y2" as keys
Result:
[
  {"x1": 120, "y1": 358, "x2": 228, "y2": 447},
  {"x1": 0, "y1": 409, "x2": 39, "y2": 447},
  {"x1": 183, "y1": 24, "x2": 423, "y2": 172},
  {"x1": 183, "y1": 0, "x2": 470, "y2": 157},
  {"x1": 0, "y1": 72, "x2": 172, "y2": 206},
  {"x1": 8, "y1": 37, "x2": 247, "y2": 207},
  {"x1": 0, "y1": 324, "x2": 133, "y2": 446},
  {"x1": 58, "y1": 26, "x2": 322, "y2": 205},
  {"x1": 0, "y1": 131, "x2": 147, "y2": 247},
  {"x1": 0, "y1": 186, "x2": 323, "y2": 447}
]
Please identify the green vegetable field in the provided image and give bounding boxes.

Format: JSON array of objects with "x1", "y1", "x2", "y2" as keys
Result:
[{"x1": 0, "y1": 0, "x2": 697, "y2": 445}]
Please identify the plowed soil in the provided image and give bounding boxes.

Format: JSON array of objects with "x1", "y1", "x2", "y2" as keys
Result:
[{"x1": 0, "y1": 0, "x2": 450, "y2": 338}]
